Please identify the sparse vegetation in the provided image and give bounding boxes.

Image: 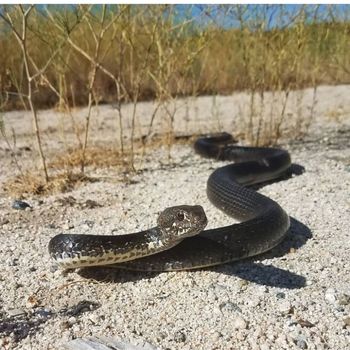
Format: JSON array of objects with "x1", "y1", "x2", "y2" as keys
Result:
[{"x1": 0, "y1": 4, "x2": 349, "y2": 195}]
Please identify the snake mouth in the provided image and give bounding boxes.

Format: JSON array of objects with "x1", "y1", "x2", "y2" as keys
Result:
[{"x1": 183, "y1": 205, "x2": 208, "y2": 237}]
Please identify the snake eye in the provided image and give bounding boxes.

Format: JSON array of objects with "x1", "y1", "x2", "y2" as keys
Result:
[{"x1": 176, "y1": 211, "x2": 185, "y2": 221}]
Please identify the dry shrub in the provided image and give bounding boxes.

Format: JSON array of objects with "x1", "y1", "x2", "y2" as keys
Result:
[
  {"x1": 1, "y1": 5, "x2": 350, "y2": 195},
  {"x1": 50, "y1": 147, "x2": 124, "y2": 169},
  {"x1": 50, "y1": 134, "x2": 197, "y2": 170},
  {"x1": 3, "y1": 133, "x2": 198, "y2": 197},
  {"x1": 1, "y1": 5, "x2": 349, "y2": 111},
  {"x1": 4, "y1": 171, "x2": 93, "y2": 197}
]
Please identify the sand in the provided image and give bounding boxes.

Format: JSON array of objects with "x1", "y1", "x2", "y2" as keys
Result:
[{"x1": 0, "y1": 85, "x2": 349, "y2": 349}]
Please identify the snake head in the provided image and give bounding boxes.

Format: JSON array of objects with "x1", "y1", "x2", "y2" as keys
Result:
[{"x1": 157, "y1": 205, "x2": 208, "y2": 239}]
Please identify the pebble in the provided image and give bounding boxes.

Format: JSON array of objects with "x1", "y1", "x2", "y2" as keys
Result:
[
  {"x1": 88, "y1": 314, "x2": 99, "y2": 325},
  {"x1": 232, "y1": 316, "x2": 248, "y2": 330},
  {"x1": 46, "y1": 223, "x2": 56, "y2": 229},
  {"x1": 8, "y1": 258, "x2": 19, "y2": 266},
  {"x1": 67, "y1": 316, "x2": 77, "y2": 325},
  {"x1": 63, "y1": 222, "x2": 74, "y2": 230},
  {"x1": 276, "y1": 292, "x2": 286, "y2": 299},
  {"x1": 324, "y1": 288, "x2": 337, "y2": 304},
  {"x1": 0, "y1": 218, "x2": 10, "y2": 225},
  {"x1": 36, "y1": 308, "x2": 53, "y2": 319},
  {"x1": 82, "y1": 220, "x2": 95, "y2": 228},
  {"x1": 338, "y1": 293, "x2": 350, "y2": 305},
  {"x1": 278, "y1": 301, "x2": 292, "y2": 314},
  {"x1": 295, "y1": 338, "x2": 308, "y2": 349},
  {"x1": 219, "y1": 301, "x2": 242, "y2": 313},
  {"x1": 173, "y1": 331, "x2": 186, "y2": 343},
  {"x1": 7, "y1": 308, "x2": 26, "y2": 317},
  {"x1": 343, "y1": 316, "x2": 350, "y2": 327},
  {"x1": 260, "y1": 344, "x2": 270, "y2": 350},
  {"x1": 12, "y1": 200, "x2": 31, "y2": 210},
  {"x1": 49, "y1": 264, "x2": 59, "y2": 273}
]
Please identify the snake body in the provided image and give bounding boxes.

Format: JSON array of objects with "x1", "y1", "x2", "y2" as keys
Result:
[{"x1": 49, "y1": 133, "x2": 291, "y2": 271}]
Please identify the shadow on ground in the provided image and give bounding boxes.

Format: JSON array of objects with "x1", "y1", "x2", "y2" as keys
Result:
[
  {"x1": 213, "y1": 217, "x2": 312, "y2": 289},
  {"x1": 0, "y1": 300, "x2": 100, "y2": 343}
]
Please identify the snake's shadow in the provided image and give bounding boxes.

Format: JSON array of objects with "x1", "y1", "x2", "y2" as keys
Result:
[
  {"x1": 79, "y1": 163, "x2": 311, "y2": 289},
  {"x1": 210, "y1": 216, "x2": 312, "y2": 289}
]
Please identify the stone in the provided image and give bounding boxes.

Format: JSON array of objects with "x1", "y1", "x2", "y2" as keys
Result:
[{"x1": 232, "y1": 316, "x2": 248, "y2": 329}]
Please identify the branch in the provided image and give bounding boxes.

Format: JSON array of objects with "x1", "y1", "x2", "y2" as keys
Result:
[{"x1": 0, "y1": 11, "x2": 22, "y2": 42}]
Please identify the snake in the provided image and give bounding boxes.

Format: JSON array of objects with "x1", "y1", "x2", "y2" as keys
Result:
[{"x1": 48, "y1": 132, "x2": 291, "y2": 271}]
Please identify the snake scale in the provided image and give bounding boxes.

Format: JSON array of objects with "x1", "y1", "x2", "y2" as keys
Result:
[{"x1": 49, "y1": 132, "x2": 291, "y2": 271}]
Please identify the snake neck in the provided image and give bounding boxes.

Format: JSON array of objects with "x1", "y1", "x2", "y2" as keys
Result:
[{"x1": 49, "y1": 227, "x2": 183, "y2": 269}]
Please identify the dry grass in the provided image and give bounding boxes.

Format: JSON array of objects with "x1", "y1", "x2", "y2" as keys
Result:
[
  {"x1": 4, "y1": 133, "x2": 197, "y2": 196},
  {"x1": 1, "y1": 5, "x2": 349, "y2": 110},
  {"x1": 50, "y1": 147, "x2": 124, "y2": 169},
  {"x1": 50, "y1": 134, "x2": 196, "y2": 169},
  {"x1": 4, "y1": 171, "x2": 94, "y2": 197},
  {"x1": 1, "y1": 4, "x2": 350, "y2": 195}
]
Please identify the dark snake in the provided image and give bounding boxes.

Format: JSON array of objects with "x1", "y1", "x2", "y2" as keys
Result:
[{"x1": 48, "y1": 133, "x2": 291, "y2": 271}]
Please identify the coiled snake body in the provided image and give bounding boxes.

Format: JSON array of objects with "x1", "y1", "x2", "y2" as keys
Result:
[{"x1": 49, "y1": 133, "x2": 291, "y2": 271}]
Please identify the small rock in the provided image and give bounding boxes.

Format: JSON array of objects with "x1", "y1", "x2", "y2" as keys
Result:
[
  {"x1": 219, "y1": 301, "x2": 242, "y2": 313},
  {"x1": 63, "y1": 222, "x2": 74, "y2": 230},
  {"x1": 12, "y1": 200, "x2": 31, "y2": 210},
  {"x1": 324, "y1": 288, "x2": 337, "y2": 304},
  {"x1": 232, "y1": 316, "x2": 247, "y2": 329},
  {"x1": 335, "y1": 306, "x2": 345, "y2": 313},
  {"x1": 36, "y1": 308, "x2": 53, "y2": 319},
  {"x1": 297, "y1": 319, "x2": 315, "y2": 328},
  {"x1": 7, "y1": 308, "x2": 26, "y2": 317},
  {"x1": 212, "y1": 331, "x2": 222, "y2": 341},
  {"x1": 343, "y1": 316, "x2": 350, "y2": 327},
  {"x1": 338, "y1": 293, "x2": 350, "y2": 305},
  {"x1": 158, "y1": 331, "x2": 167, "y2": 340},
  {"x1": 324, "y1": 288, "x2": 336, "y2": 304},
  {"x1": 0, "y1": 218, "x2": 9, "y2": 225},
  {"x1": 82, "y1": 200, "x2": 101, "y2": 209},
  {"x1": 60, "y1": 320, "x2": 71, "y2": 330},
  {"x1": 260, "y1": 343, "x2": 270, "y2": 350},
  {"x1": 62, "y1": 300, "x2": 100, "y2": 316},
  {"x1": 236, "y1": 332, "x2": 245, "y2": 341},
  {"x1": 46, "y1": 223, "x2": 56, "y2": 229},
  {"x1": 276, "y1": 292, "x2": 286, "y2": 299},
  {"x1": 68, "y1": 316, "x2": 77, "y2": 325},
  {"x1": 83, "y1": 220, "x2": 95, "y2": 228},
  {"x1": 50, "y1": 264, "x2": 59, "y2": 273},
  {"x1": 279, "y1": 300, "x2": 293, "y2": 314},
  {"x1": 173, "y1": 330, "x2": 186, "y2": 342},
  {"x1": 88, "y1": 313, "x2": 99, "y2": 324},
  {"x1": 8, "y1": 258, "x2": 19, "y2": 266},
  {"x1": 295, "y1": 338, "x2": 308, "y2": 349}
]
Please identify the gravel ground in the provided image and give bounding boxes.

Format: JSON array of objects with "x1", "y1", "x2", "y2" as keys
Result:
[{"x1": 0, "y1": 86, "x2": 349, "y2": 349}]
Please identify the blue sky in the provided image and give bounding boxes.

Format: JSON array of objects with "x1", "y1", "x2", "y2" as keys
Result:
[
  {"x1": 177, "y1": 4, "x2": 350, "y2": 29},
  {"x1": 4, "y1": 4, "x2": 349, "y2": 31}
]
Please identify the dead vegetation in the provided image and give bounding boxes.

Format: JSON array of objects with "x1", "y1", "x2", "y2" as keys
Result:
[
  {"x1": 4, "y1": 171, "x2": 93, "y2": 197},
  {"x1": 0, "y1": 4, "x2": 349, "y2": 195}
]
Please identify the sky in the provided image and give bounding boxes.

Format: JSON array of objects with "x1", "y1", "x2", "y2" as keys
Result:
[{"x1": 2, "y1": 4, "x2": 349, "y2": 32}]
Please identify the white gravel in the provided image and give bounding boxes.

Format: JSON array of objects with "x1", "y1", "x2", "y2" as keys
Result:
[{"x1": 0, "y1": 85, "x2": 349, "y2": 349}]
